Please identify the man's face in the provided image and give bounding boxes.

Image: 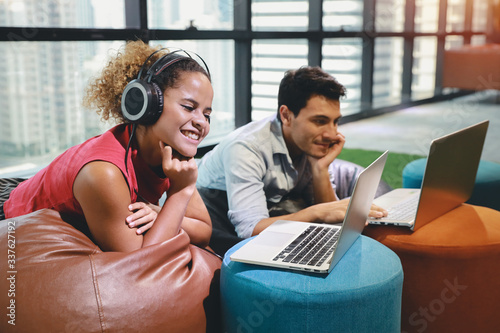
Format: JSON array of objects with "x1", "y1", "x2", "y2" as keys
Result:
[{"x1": 281, "y1": 95, "x2": 342, "y2": 159}]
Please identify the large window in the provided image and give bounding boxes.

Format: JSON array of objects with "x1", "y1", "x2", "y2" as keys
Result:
[
  {"x1": 323, "y1": 0, "x2": 364, "y2": 31},
  {"x1": 147, "y1": 0, "x2": 233, "y2": 30},
  {"x1": 0, "y1": 0, "x2": 236, "y2": 176},
  {"x1": 375, "y1": 0, "x2": 405, "y2": 32},
  {"x1": 252, "y1": 0, "x2": 308, "y2": 31},
  {"x1": 0, "y1": 0, "x2": 126, "y2": 29},
  {"x1": 373, "y1": 37, "x2": 404, "y2": 108},
  {"x1": 412, "y1": 37, "x2": 437, "y2": 100},
  {"x1": 447, "y1": 0, "x2": 466, "y2": 32},
  {"x1": 322, "y1": 38, "x2": 363, "y2": 114},
  {"x1": 0, "y1": 39, "x2": 119, "y2": 175},
  {"x1": 251, "y1": 39, "x2": 308, "y2": 120},
  {"x1": 472, "y1": 0, "x2": 489, "y2": 32},
  {"x1": 0, "y1": 0, "x2": 491, "y2": 177},
  {"x1": 415, "y1": 0, "x2": 439, "y2": 33}
]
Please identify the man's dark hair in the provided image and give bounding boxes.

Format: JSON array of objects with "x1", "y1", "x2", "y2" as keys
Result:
[{"x1": 277, "y1": 66, "x2": 346, "y2": 122}]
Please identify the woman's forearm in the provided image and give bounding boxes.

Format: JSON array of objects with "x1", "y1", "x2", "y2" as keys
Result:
[{"x1": 141, "y1": 187, "x2": 194, "y2": 247}]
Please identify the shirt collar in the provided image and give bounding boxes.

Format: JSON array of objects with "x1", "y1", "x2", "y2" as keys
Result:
[
  {"x1": 269, "y1": 114, "x2": 298, "y2": 166},
  {"x1": 269, "y1": 115, "x2": 288, "y2": 154},
  {"x1": 270, "y1": 114, "x2": 310, "y2": 170}
]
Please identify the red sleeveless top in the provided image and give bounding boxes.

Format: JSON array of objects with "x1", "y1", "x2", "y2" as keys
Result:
[{"x1": 4, "y1": 124, "x2": 170, "y2": 219}]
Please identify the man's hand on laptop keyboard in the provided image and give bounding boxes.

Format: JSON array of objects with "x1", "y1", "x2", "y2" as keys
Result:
[
  {"x1": 303, "y1": 198, "x2": 387, "y2": 224},
  {"x1": 366, "y1": 204, "x2": 389, "y2": 224},
  {"x1": 302, "y1": 198, "x2": 349, "y2": 224}
]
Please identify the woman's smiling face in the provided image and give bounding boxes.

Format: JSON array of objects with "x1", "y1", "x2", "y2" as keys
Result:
[{"x1": 152, "y1": 71, "x2": 213, "y2": 157}]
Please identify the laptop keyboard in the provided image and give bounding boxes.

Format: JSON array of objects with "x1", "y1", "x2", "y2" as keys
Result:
[
  {"x1": 387, "y1": 195, "x2": 419, "y2": 220},
  {"x1": 272, "y1": 225, "x2": 340, "y2": 267}
]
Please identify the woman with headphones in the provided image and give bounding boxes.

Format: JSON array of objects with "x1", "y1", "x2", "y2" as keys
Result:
[{"x1": 2, "y1": 40, "x2": 214, "y2": 252}]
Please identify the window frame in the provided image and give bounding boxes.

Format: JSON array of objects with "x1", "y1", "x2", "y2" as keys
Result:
[{"x1": 0, "y1": 0, "x2": 489, "y2": 143}]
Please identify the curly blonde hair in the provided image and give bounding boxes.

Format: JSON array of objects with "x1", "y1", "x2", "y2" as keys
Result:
[{"x1": 83, "y1": 40, "x2": 210, "y2": 124}]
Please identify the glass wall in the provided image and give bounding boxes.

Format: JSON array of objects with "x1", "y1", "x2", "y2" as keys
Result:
[
  {"x1": 415, "y1": 0, "x2": 439, "y2": 33},
  {"x1": 0, "y1": 0, "x2": 491, "y2": 177},
  {"x1": 472, "y1": 0, "x2": 489, "y2": 32},
  {"x1": 251, "y1": 39, "x2": 308, "y2": 120},
  {"x1": 0, "y1": 40, "x2": 118, "y2": 175},
  {"x1": 375, "y1": 0, "x2": 405, "y2": 32},
  {"x1": 252, "y1": 0, "x2": 308, "y2": 31},
  {"x1": 446, "y1": 0, "x2": 466, "y2": 32},
  {"x1": 323, "y1": 0, "x2": 364, "y2": 32},
  {"x1": 147, "y1": 0, "x2": 233, "y2": 30},
  {"x1": 0, "y1": 0, "x2": 236, "y2": 176},
  {"x1": 0, "y1": 0, "x2": 126, "y2": 29},
  {"x1": 445, "y1": 35, "x2": 464, "y2": 49},
  {"x1": 322, "y1": 38, "x2": 363, "y2": 114},
  {"x1": 412, "y1": 37, "x2": 437, "y2": 100},
  {"x1": 373, "y1": 37, "x2": 404, "y2": 108}
]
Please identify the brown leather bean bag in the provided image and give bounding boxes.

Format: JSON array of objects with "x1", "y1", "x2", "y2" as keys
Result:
[{"x1": 0, "y1": 209, "x2": 221, "y2": 333}]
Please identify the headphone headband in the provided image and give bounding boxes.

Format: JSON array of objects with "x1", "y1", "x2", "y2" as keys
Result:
[
  {"x1": 145, "y1": 51, "x2": 189, "y2": 83},
  {"x1": 144, "y1": 49, "x2": 211, "y2": 82},
  {"x1": 136, "y1": 47, "x2": 168, "y2": 80},
  {"x1": 121, "y1": 47, "x2": 210, "y2": 125}
]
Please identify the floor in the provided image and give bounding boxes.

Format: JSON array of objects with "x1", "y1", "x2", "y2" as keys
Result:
[{"x1": 340, "y1": 90, "x2": 500, "y2": 164}]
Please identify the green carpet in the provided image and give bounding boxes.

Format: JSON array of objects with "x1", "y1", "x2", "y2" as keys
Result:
[{"x1": 338, "y1": 148, "x2": 425, "y2": 189}]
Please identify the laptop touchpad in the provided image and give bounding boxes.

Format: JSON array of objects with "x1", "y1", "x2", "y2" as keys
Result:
[{"x1": 253, "y1": 231, "x2": 295, "y2": 248}]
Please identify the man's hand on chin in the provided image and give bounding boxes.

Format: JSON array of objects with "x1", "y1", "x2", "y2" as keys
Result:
[{"x1": 308, "y1": 132, "x2": 346, "y2": 172}]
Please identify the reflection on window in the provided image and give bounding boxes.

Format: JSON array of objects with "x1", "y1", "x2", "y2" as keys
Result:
[
  {"x1": 252, "y1": 0, "x2": 308, "y2": 32},
  {"x1": 375, "y1": 0, "x2": 405, "y2": 32},
  {"x1": 322, "y1": 38, "x2": 362, "y2": 115},
  {"x1": 412, "y1": 37, "x2": 437, "y2": 100},
  {"x1": 415, "y1": 0, "x2": 439, "y2": 33},
  {"x1": 251, "y1": 39, "x2": 308, "y2": 121},
  {"x1": 445, "y1": 35, "x2": 464, "y2": 50},
  {"x1": 323, "y1": 0, "x2": 363, "y2": 32},
  {"x1": 472, "y1": 0, "x2": 489, "y2": 32},
  {"x1": 0, "y1": 41, "x2": 121, "y2": 177},
  {"x1": 471, "y1": 35, "x2": 487, "y2": 45},
  {"x1": 0, "y1": 0, "x2": 490, "y2": 177},
  {"x1": 147, "y1": 0, "x2": 233, "y2": 30},
  {"x1": 151, "y1": 39, "x2": 235, "y2": 146},
  {"x1": 373, "y1": 37, "x2": 403, "y2": 108},
  {"x1": 447, "y1": 0, "x2": 466, "y2": 32},
  {"x1": 0, "y1": 0, "x2": 125, "y2": 29}
]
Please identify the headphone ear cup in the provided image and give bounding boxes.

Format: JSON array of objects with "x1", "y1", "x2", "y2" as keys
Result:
[
  {"x1": 146, "y1": 81, "x2": 164, "y2": 124},
  {"x1": 121, "y1": 79, "x2": 163, "y2": 125}
]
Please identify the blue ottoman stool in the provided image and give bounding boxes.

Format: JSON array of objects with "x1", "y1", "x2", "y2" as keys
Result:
[
  {"x1": 403, "y1": 158, "x2": 500, "y2": 211},
  {"x1": 221, "y1": 235, "x2": 404, "y2": 333}
]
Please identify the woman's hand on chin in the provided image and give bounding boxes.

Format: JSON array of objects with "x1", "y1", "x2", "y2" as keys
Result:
[{"x1": 159, "y1": 142, "x2": 197, "y2": 194}]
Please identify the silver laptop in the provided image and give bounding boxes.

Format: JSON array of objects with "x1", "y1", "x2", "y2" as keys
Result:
[
  {"x1": 368, "y1": 120, "x2": 489, "y2": 231},
  {"x1": 229, "y1": 150, "x2": 388, "y2": 274}
]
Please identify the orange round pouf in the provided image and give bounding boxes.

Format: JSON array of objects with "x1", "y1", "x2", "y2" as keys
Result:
[{"x1": 363, "y1": 203, "x2": 500, "y2": 333}]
